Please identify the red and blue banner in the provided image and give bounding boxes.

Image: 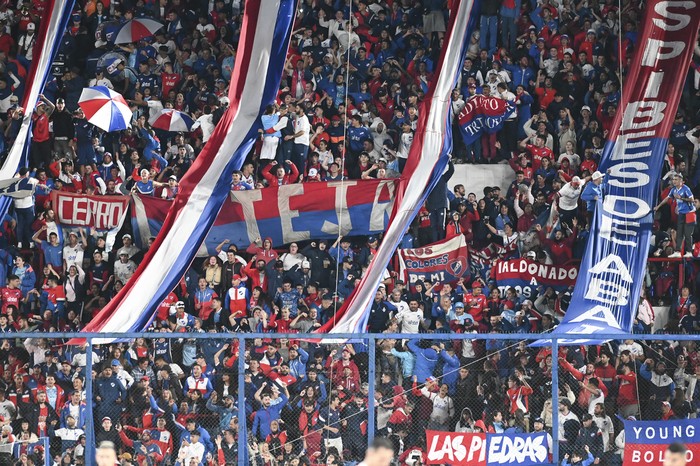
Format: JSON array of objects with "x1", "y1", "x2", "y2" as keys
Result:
[
  {"x1": 398, "y1": 235, "x2": 471, "y2": 286},
  {"x1": 623, "y1": 419, "x2": 699, "y2": 466},
  {"x1": 426, "y1": 430, "x2": 551, "y2": 466},
  {"x1": 0, "y1": 0, "x2": 76, "y2": 219},
  {"x1": 492, "y1": 258, "x2": 578, "y2": 299},
  {"x1": 131, "y1": 179, "x2": 396, "y2": 252},
  {"x1": 545, "y1": 0, "x2": 700, "y2": 344},
  {"x1": 458, "y1": 95, "x2": 515, "y2": 145},
  {"x1": 72, "y1": 0, "x2": 298, "y2": 342},
  {"x1": 315, "y1": 0, "x2": 482, "y2": 338}
]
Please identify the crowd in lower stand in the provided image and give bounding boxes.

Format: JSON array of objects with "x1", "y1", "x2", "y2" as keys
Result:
[{"x1": 0, "y1": 0, "x2": 699, "y2": 465}]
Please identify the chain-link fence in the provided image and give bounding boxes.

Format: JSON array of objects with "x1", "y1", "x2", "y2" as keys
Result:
[{"x1": 0, "y1": 332, "x2": 696, "y2": 466}]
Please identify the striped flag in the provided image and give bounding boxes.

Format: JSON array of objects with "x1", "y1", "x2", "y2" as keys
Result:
[
  {"x1": 70, "y1": 0, "x2": 297, "y2": 343},
  {"x1": 0, "y1": 0, "x2": 76, "y2": 217},
  {"x1": 315, "y1": 0, "x2": 482, "y2": 338}
]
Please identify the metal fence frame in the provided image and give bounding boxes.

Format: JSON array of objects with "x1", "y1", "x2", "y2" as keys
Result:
[{"x1": 3, "y1": 330, "x2": 696, "y2": 465}]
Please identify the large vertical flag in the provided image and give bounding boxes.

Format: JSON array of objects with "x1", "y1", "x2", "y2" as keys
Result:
[
  {"x1": 0, "y1": 0, "x2": 76, "y2": 218},
  {"x1": 542, "y1": 0, "x2": 700, "y2": 345},
  {"x1": 71, "y1": 0, "x2": 297, "y2": 343},
  {"x1": 315, "y1": 0, "x2": 481, "y2": 337}
]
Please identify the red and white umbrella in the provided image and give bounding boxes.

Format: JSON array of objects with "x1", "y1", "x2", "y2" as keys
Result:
[
  {"x1": 78, "y1": 86, "x2": 133, "y2": 132},
  {"x1": 149, "y1": 109, "x2": 195, "y2": 132},
  {"x1": 113, "y1": 18, "x2": 163, "y2": 44}
]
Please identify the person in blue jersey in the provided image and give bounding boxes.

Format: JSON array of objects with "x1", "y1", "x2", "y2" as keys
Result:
[
  {"x1": 655, "y1": 173, "x2": 696, "y2": 258},
  {"x1": 259, "y1": 104, "x2": 286, "y2": 164},
  {"x1": 579, "y1": 169, "x2": 605, "y2": 219},
  {"x1": 131, "y1": 168, "x2": 165, "y2": 196}
]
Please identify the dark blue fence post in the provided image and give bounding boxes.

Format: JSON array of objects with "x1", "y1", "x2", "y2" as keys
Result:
[
  {"x1": 43, "y1": 437, "x2": 50, "y2": 466},
  {"x1": 551, "y1": 338, "x2": 560, "y2": 463},
  {"x1": 367, "y1": 335, "x2": 376, "y2": 443},
  {"x1": 237, "y1": 335, "x2": 247, "y2": 466},
  {"x1": 85, "y1": 340, "x2": 95, "y2": 463}
]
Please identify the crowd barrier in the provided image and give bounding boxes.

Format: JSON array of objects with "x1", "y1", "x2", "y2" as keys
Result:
[{"x1": 2, "y1": 331, "x2": 696, "y2": 466}]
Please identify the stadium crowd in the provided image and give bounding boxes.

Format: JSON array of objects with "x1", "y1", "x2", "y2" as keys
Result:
[{"x1": 0, "y1": 0, "x2": 698, "y2": 465}]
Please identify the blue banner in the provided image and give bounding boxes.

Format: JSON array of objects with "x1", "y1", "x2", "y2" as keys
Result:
[
  {"x1": 546, "y1": 0, "x2": 700, "y2": 344},
  {"x1": 623, "y1": 418, "x2": 700, "y2": 466}
]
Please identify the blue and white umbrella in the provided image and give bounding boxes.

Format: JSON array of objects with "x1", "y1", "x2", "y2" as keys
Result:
[{"x1": 78, "y1": 86, "x2": 133, "y2": 132}]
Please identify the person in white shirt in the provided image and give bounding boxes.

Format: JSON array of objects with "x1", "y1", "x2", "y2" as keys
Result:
[
  {"x1": 593, "y1": 403, "x2": 614, "y2": 453},
  {"x1": 397, "y1": 121, "x2": 414, "y2": 172},
  {"x1": 395, "y1": 298, "x2": 424, "y2": 334},
  {"x1": 13, "y1": 167, "x2": 39, "y2": 248},
  {"x1": 63, "y1": 229, "x2": 87, "y2": 269},
  {"x1": 290, "y1": 103, "x2": 310, "y2": 175},
  {"x1": 111, "y1": 359, "x2": 135, "y2": 389},
  {"x1": 175, "y1": 430, "x2": 205, "y2": 466},
  {"x1": 114, "y1": 252, "x2": 137, "y2": 284},
  {"x1": 557, "y1": 176, "x2": 586, "y2": 226},
  {"x1": 192, "y1": 109, "x2": 215, "y2": 142},
  {"x1": 88, "y1": 70, "x2": 114, "y2": 89}
]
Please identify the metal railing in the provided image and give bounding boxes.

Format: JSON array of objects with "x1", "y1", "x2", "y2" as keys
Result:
[{"x1": 2, "y1": 330, "x2": 695, "y2": 465}]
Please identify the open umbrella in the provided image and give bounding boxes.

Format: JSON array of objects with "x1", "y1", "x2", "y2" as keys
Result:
[
  {"x1": 113, "y1": 18, "x2": 163, "y2": 44},
  {"x1": 78, "y1": 86, "x2": 133, "y2": 132},
  {"x1": 149, "y1": 109, "x2": 195, "y2": 132}
]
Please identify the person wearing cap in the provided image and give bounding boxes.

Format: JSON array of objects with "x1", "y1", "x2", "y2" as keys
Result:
[
  {"x1": 96, "y1": 418, "x2": 121, "y2": 452},
  {"x1": 531, "y1": 417, "x2": 553, "y2": 455},
  {"x1": 205, "y1": 390, "x2": 238, "y2": 433},
  {"x1": 655, "y1": 172, "x2": 696, "y2": 258},
  {"x1": 117, "y1": 234, "x2": 140, "y2": 259},
  {"x1": 161, "y1": 174, "x2": 179, "y2": 200},
  {"x1": 580, "y1": 170, "x2": 606, "y2": 224},
  {"x1": 460, "y1": 280, "x2": 487, "y2": 323},
  {"x1": 577, "y1": 411, "x2": 604, "y2": 460},
  {"x1": 114, "y1": 249, "x2": 137, "y2": 284},
  {"x1": 557, "y1": 398, "x2": 579, "y2": 441},
  {"x1": 95, "y1": 363, "x2": 127, "y2": 423},
  {"x1": 557, "y1": 174, "x2": 589, "y2": 227},
  {"x1": 17, "y1": 21, "x2": 36, "y2": 66}
]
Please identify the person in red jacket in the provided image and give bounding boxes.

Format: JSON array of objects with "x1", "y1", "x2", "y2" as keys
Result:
[
  {"x1": 261, "y1": 160, "x2": 299, "y2": 186},
  {"x1": 506, "y1": 375, "x2": 534, "y2": 414},
  {"x1": 535, "y1": 220, "x2": 577, "y2": 265}
]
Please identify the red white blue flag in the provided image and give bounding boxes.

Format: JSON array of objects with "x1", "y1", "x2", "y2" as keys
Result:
[
  {"x1": 458, "y1": 95, "x2": 515, "y2": 145},
  {"x1": 73, "y1": 0, "x2": 297, "y2": 342},
  {"x1": 315, "y1": 0, "x2": 482, "y2": 337},
  {"x1": 0, "y1": 0, "x2": 76, "y2": 217}
]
